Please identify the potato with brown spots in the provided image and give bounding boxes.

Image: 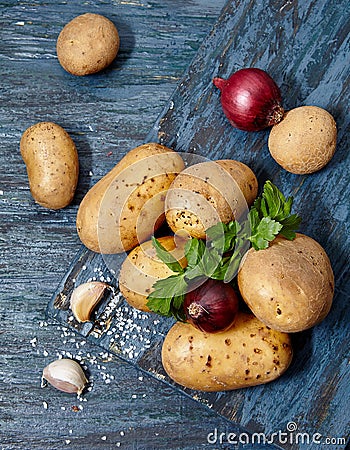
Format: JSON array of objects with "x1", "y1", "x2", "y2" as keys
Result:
[
  {"x1": 268, "y1": 106, "x2": 337, "y2": 174},
  {"x1": 76, "y1": 143, "x2": 185, "y2": 254},
  {"x1": 119, "y1": 235, "x2": 187, "y2": 312},
  {"x1": 165, "y1": 160, "x2": 258, "y2": 239},
  {"x1": 237, "y1": 233, "x2": 334, "y2": 333},
  {"x1": 20, "y1": 122, "x2": 79, "y2": 210},
  {"x1": 57, "y1": 13, "x2": 120, "y2": 76},
  {"x1": 162, "y1": 312, "x2": 292, "y2": 391}
]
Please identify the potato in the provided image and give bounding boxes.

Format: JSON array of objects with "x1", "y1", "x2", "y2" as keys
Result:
[
  {"x1": 76, "y1": 143, "x2": 185, "y2": 254},
  {"x1": 165, "y1": 159, "x2": 258, "y2": 239},
  {"x1": 237, "y1": 233, "x2": 334, "y2": 333},
  {"x1": 268, "y1": 106, "x2": 337, "y2": 174},
  {"x1": 119, "y1": 235, "x2": 187, "y2": 312},
  {"x1": 57, "y1": 13, "x2": 119, "y2": 76},
  {"x1": 20, "y1": 122, "x2": 79, "y2": 210},
  {"x1": 162, "y1": 312, "x2": 292, "y2": 391}
]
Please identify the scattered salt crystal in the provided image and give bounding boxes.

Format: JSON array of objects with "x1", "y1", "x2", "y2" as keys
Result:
[
  {"x1": 61, "y1": 406, "x2": 66, "y2": 411},
  {"x1": 43, "y1": 350, "x2": 48, "y2": 357},
  {"x1": 82, "y1": 265, "x2": 87, "y2": 271},
  {"x1": 131, "y1": 394, "x2": 137, "y2": 399},
  {"x1": 65, "y1": 440, "x2": 71, "y2": 445},
  {"x1": 120, "y1": 431, "x2": 125, "y2": 436},
  {"x1": 89, "y1": 171, "x2": 93, "y2": 176},
  {"x1": 101, "y1": 436, "x2": 107, "y2": 441},
  {"x1": 42, "y1": 401, "x2": 48, "y2": 409},
  {"x1": 15, "y1": 21, "x2": 25, "y2": 26},
  {"x1": 138, "y1": 376, "x2": 143, "y2": 381}
]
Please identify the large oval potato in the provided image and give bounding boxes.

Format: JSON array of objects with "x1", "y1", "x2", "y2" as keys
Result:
[
  {"x1": 165, "y1": 160, "x2": 258, "y2": 239},
  {"x1": 162, "y1": 312, "x2": 292, "y2": 391},
  {"x1": 76, "y1": 143, "x2": 185, "y2": 254},
  {"x1": 20, "y1": 122, "x2": 79, "y2": 210},
  {"x1": 237, "y1": 233, "x2": 334, "y2": 332},
  {"x1": 119, "y1": 235, "x2": 187, "y2": 312}
]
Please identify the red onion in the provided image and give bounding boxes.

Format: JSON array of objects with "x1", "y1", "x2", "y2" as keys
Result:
[
  {"x1": 184, "y1": 279, "x2": 239, "y2": 333},
  {"x1": 213, "y1": 68, "x2": 284, "y2": 131}
]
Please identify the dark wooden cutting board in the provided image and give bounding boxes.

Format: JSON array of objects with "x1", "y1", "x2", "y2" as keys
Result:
[{"x1": 47, "y1": 0, "x2": 350, "y2": 448}]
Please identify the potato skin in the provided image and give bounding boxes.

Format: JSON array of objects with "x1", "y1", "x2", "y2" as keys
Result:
[
  {"x1": 57, "y1": 13, "x2": 119, "y2": 76},
  {"x1": 268, "y1": 106, "x2": 337, "y2": 174},
  {"x1": 162, "y1": 312, "x2": 292, "y2": 391},
  {"x1": 20, "y1": 122, "x2": 79, "y2": 210},
  {"x1": 237, "y1": 233, "x2": 334, "y2": 333},
  {"x1": 165, "y1": 159, "x2": 258, "y2": 239},
  {"x1": 76, "y1": 143, "x2": 185, "y2": 254},
  {"x1": 119, "y1": 236, "x2": 187, "y2": 312}
]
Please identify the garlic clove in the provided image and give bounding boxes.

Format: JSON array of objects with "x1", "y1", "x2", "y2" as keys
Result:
[
  {"x1": 42, "y1": 358, "x2": 88, "y2": 396},
  {"x1": 70, "y1": 281, "x2": 109, "y2": 322}
]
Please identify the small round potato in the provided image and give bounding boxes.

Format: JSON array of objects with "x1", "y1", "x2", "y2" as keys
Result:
[
  {"x1": 268, "y1": 106, "x2": 337, "y2": 174},
  {"x1": 57, "y1": 13, "x2": 120, "y2": 76},
  {"x1": 119, "y1": 235, "x2": 187, "y2": 312},
  {"x1": 162, "y1": 312, "x2": 292, "y2": 391},
  {"x1": 20, "y1": 122, "x2": 79, "y2": 210},
  {"x1": 237, "y1": 233, "x2": 334, "y2": 333},
  {"x1": 165, "y1": 160, "x2": 258, "y2": 239}
]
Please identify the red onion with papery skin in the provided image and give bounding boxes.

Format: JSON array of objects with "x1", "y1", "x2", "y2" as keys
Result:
[
  {"x1": 184, "y1": 279, "x2": 239, "y2": 333},
  {"x1": 213, "y1": 68, "x2": 284, "y2": 131}
]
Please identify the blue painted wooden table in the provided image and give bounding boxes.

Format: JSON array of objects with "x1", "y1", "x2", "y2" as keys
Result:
[{"x1": 1, "y1": 0, "x2": 349, "y2": 449}]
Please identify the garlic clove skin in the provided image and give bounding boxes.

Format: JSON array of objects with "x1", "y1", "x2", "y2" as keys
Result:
[
  {"x1": 42, "y1": 358, "x2": 88, "y2": 396},
  {"x1": 70, "y1": 281, "x2": 109, "y2": 322}
]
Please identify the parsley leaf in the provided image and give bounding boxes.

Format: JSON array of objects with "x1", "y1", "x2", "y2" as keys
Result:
[
  {"x1": 206, "y1": 221, "x2": 240, "y2": 254},
  {"x1": 151, "y1": 236, "x2": 184, "y2": 273},
  {"x1": 146, "y1": 273, "x2": 187, "y2": 321},
  {"x1": 252, "y1": 181, "x2": 301, "y2": 241},
  {"x1": 249, "y1": 216, "x2": 283, "y2": 250},
  {"x1": 184, "y1": 238, "x2": 206, "y2": 269}
]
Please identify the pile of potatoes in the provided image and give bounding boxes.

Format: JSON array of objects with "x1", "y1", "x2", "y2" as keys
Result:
[
  {"x1": 19, "y1": 14, "x2": 335, "y2": 393},
  {"x1": 69, "y1": 141, "x2": 333, "y2": 392},
  {"x1": 20, "y1": 128, "x2": 334, "y2": 392}
]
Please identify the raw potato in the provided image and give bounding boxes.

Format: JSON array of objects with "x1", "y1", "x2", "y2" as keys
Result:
[
  {"x1": 268, "y1": 106, "x2": 337, "y2": 174},
  {"x1": 76, "y1": 143, "x2": 185, "y2": 254},
  {"x1": 162, "y1": 312, "x2": 292, "y2": 391},
  {"x1": 57, "y1": 13, "x2": 120, "y2": 76},
  {"x1": 20, "y1": 122, "x2": 79, "y2": 210},
  {"x1": 237, "y1": 233, "x2": 334, "y2": 333},
  {"x1": 119, "y1": 235, "x2": 187, "y2": 312},
  {"x1": 165, "y1": 160, "x2": 258, "y2": 239}
]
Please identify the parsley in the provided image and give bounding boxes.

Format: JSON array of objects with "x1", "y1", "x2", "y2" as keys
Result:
[{"x1": 146, "y1": 180, "x2": 301, "y2": 319}]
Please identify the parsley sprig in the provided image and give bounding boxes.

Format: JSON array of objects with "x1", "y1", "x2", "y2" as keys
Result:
[{"x1": 147, "y1": 181, "x2": 301, "y2": 320}]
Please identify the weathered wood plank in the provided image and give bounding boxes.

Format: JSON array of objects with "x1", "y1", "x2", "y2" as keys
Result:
[
  {"x1": 46, "y1": 0, "x2": 350, "y2": 449},
  {"x1": 1, "y1": 0, "x2": 253, "y2": 448}
]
